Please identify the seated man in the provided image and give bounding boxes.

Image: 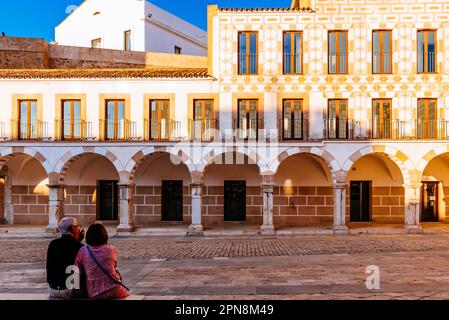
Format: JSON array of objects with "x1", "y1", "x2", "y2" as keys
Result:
[{"x1": 46, "y1": 217, "x2": 84, "y2": 299}]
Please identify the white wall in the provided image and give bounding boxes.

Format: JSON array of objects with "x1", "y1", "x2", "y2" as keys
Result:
[
  {"x1": 56, "y1": 0, "x2": 146, "y2": 51},
  {"x1": 55, "y1": 0, "x2": 206, "y2": 55},
  {"x1": 144, "y1": 2, "x2": 206, "y2": 56}
]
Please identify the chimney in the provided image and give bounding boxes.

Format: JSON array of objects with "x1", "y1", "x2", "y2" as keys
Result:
[{"x1": 291, "y1": 0, "x2": 312, "y2": 9}]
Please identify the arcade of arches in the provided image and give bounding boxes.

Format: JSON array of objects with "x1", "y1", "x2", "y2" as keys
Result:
[{"x1": 0, "y1": 148, "x2": 448, "y2": 234}]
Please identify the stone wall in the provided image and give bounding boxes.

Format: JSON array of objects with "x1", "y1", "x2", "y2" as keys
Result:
[
  {"x1": 64, "y1": 185, "x2": 97, "y2": 225},
  {"x1": 11, "y1": 185, "x2": 48, "y2": 225},
  {"x1": 0, "y1": 36, "x2": 207, "y2": 69},
  {"x1": 134, "y1": 185, "x2": 191, "y2": 225},
  {"x1": 273, "y1": 186, "x2": 334, "y2": 226},
  {"x1": 345, "y1": 186, "x2": 405, "y2": 224}
]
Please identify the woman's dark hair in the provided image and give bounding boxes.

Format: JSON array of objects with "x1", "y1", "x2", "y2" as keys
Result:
[{"x1": 85, "y1": 223, "x2": 108, "y2": 246}]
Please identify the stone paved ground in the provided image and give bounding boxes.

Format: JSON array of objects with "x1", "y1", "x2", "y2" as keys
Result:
[{"x1": 2, "y1": 234, "x2": 449, "y2": 299}]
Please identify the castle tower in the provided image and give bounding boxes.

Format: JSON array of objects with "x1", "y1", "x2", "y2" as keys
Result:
[{"x1": 291, "y1": 0, "x2": 312, "y2": 9}]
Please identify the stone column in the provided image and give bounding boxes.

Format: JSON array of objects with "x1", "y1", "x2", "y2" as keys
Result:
[
  {"x1": 260, "y1": 183, "x2": 275, "y2": 235},
  {"x1": 117, "y1": 184, "x2": 134, "y2": 233},
  {"x1": 333, "y1": 183, "x2": 348, "y2": 233},
  {"x1": 404, "y1": 183, "x2": 422, "y2": 229},
  {"x1": 46, "y1": 184, "x2": 64, "y2": 233},
  {"x1": 4, "y1": 175, "x2": 13, "y2": 225},
  {"x1": 188, "y1": 183, "x2": 204, "y2": 236}
]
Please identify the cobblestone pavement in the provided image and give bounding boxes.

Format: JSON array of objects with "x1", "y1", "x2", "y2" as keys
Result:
[
  {"x1": 1, "y1": 234, "x2": 449, "y2": 263},
  {"x1": 2, "y1": 234, "x2": 449, "y2": 299}
]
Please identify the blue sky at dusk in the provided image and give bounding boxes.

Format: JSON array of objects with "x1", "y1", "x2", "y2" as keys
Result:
[{"x1": 0, "y1": 0, "x2": 291, "y2": 41}]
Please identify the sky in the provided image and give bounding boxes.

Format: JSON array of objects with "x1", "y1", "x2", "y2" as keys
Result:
[{"x1": 0, "y1": 0, "x2": 291, "y2": 41}]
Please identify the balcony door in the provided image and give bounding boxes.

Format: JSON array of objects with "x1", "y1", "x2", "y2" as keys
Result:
[
  {"x1": 283, "y1": 99, "x2": 303, "y2": 140},
  {"x1": 372, "y1": 30, "x2": 392, "y2": 74},
  {"x1": 417, "y1": 99, "x2": 437, "y2": 139},
  {"x1": 149, "y1": 100, "x2": 170, "y2": 140},
  {"x1": 328, "y1": 100, "x2": 348, "y2": 139},
  {"x1": 417, "y1": 30, "x2": 436, "y2": 73},
  {"x1": 283, "y1": 31, "x2": 303, "y2": 74},
  {"x1": 62, "y1": 100, "x2": 81, "y2": 140},
  {"x1": 372, "y1": 99, "x2": 391, "y2": 139},
  {"x1": 238, "y1": 100, "x2": 258, "y2": 140},
  {"x1": 19, "y1": 100, "x2": 38, "y2": 140},
  {"x1": 328, "y1": 31, "x2": 348, "y2": 74},
  {"x1": 106, "y1": 100, "x2": 125, "y2": 140},
  {"x1": 238, "y1": 31, "x2": 258, "y2": 75},
  {"x1": 193, "y1": 99, "x2": 214, "y2": 141}
]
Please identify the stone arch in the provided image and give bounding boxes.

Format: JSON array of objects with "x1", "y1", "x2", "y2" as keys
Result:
[
  {"x1": 342, "y1": 145, "x2": 413, "y2": 185},
  {"x1": 200, "y1": 146, "x2": 269, "y2": 174},
  {"x1": 271, "y1": 147, "x2": 341, "y2": 182},
  {"x1": 126, "y1": 146, "x2": 195, "y2": 184},
  {"x1": 53, "y1": 147, "x2": 126, "y2": 184},
  {"x1": 417, "y1": 145, "x2": 449, "y2": 181},
  {"x1": 0, "y1": 147, "x2": 52, "y2": 175}
]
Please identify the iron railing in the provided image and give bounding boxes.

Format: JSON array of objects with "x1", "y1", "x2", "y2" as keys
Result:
[
  {"x1": 100, "y1": 119, "x2": 137, "y2": 141},
  {"x1": 234, "y1": 118, "x2": 263, "y2": 140},
  {"x1": 55, "y1": 120, "x2": 93, "y2": 141},
  {"x1": 417, "y1": 52, "x2": 436, "y2": 73},
  {"x1": 283, "y1": 53, "x2": 303, "y2": 74},
  {"x1": 239, "y1": 53, "x2": 258, "y2": 75},
  {"x1": 372, "y1": 52, "x2": 392, "y2": 73},
  {"x1": 11, "y1": 120, "x2": 49, "y2": 140},
  {"x1": 280, "y1": 118, "x2": 309, "y2": 140},
  {"x1": 189, "y1": 119, "x2": 219, "y2": 141},
  {"x1": 144, "y1": 119, "x2": 181, "y2": 141}
]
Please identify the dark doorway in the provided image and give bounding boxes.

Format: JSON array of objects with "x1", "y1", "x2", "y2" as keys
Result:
[
  {"x1": 97, "y1": 180, "x2": 118, "y2": 221},
  {"x1": 162, "y1": 180, "x2": 183, "y2": 221},
  {"x1": 421, "y1": 182, "x2": 439, "y2": 222},
  {"x1": 350, "y1": 181, "x2": 371, "y2": 222},
  {"x1": 224, "y1": 181, "x2": 246, "y2": 221}
]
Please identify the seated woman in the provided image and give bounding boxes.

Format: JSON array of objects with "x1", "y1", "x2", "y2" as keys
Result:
[{"x1": 75, "y1": 223, "x2": 129, "y2": 300}]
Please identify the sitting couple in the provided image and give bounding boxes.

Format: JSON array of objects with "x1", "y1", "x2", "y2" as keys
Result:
[{"x1": 46, "y1": 217, "x2": 129, "y2": 300}]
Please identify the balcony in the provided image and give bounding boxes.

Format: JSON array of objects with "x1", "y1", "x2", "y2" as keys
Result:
[
  {"x1": 234, "y1": 118, "x2": 263, "y2": 140},
  {"x1": 100, "y1": 120, "x2": 138, "y2": 141},
  {"x1": 11, "y1": 120, "x2": 49, "y2": 141},
  {"x1": 144, "y1": 119, "x2": 181, "y2": 141},
  {"x1": 189, "y1": 119, "x2": 219, "y2": 141},
  {"x1": 279, "y1": 118, "x2": 309, "y2": 141},
  {"x1": 417, "y1": 52, "x2": 436, "y2": 73},
  {"x1": 328, "y1": 53, "x2": 348, "y2": 74},
  {"x1": 283, "y1": 53, "x2": 303, "y2": 75},
  {"x1": 372, "y1": 52, "x2": 392, "y2": 74},
  {"x1": 55, "y1": 120, "x2": 93, "y2": 141},
  {"x1": 238, "y1": 53, "x2": 258, "y2": 75}
]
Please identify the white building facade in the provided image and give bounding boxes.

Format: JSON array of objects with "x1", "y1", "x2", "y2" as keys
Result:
[
  {"x1": 1, "y1": 0, "x2": 449, "y2": 235},
  {"x1": 55, "y1": 0, "x2": 207, "y2": 56}
]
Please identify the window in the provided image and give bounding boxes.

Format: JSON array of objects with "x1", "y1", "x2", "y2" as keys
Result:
[
  {"x1": 124, "y1": 30, "x2": 131, "y2": 51},
  {"x1": 417, "y1": 99, "x2": 437, "y2": 139},
  {"x1": 237, "y1": 99, "x2": 258, "y2": 140},
  {"x1": 372, "y1": 99, "x2": 391, "y2": 139},
  {"x1": 91, "y1": 38, "x2": 102, "y2": 48},
  {"x1": 372, "y1": 30, "x2": 392, "y2": 74},
  {"x1": 149, "y1": 100, "x2": 170, "y2": 140},
  {"x1": 238, "y1": 32, "x2": 258, "y2": 75},
  {"x1": 62, "y1": 100, "x2": 82, "y2": 140},
  {"x1": 105, "y1": 100, "x2": 125, "y2": 140},
  {"x1": 282, "y1": 99, "x2": 303, "y2": 140},
  {"x1": 193, "y1": 100, "x2": 214, "y2": 141},
  {"x1": 283, "y1": 31, "x2": 303, "y2": 74},
  {"x1": 327, "y1": 100, "x2": 348, "y2": 139},
  {"x1": 417, "y1": 30, "x2": 436, "y2": 73},
  {"x1": 328, "y1": 31, "x2": 348, "y2": 74},
  {"x1": 18, "y1": 100, "x2": 38, "y2": 140},
  {"x1": 174, "y1": 46, "x2": 182, "y2": 55}
]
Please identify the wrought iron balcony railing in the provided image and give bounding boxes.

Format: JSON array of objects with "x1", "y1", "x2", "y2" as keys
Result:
[
  {"x1": 144, "y1": 119, "x2": 181, "y2": 141},
  {"x1": 55, "y1": 120, "x2": 93, "y2": 141},
  {"x1": 279, "y1": 118, "x2": 309, "y2": 141},
  {"x1": 100, "y1": 119, "x2": 138, "y2": 141},
  {"x1": 11, "y1": 120, "x2": 49, "y2": 141},
  {"x1": 189, "y1": 119, "x2": 219, "y2": 141}
]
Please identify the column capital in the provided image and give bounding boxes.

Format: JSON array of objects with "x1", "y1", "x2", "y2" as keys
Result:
[
  {"x1": 403, "y1": 183, "x2": 423, "y2": 189},
  {"x1": 333, "y1": 183, "x2": 347, "y2": 189},
  {"x1": 46, "y1": 183, "x2": 63, "y2": 189},
  {"x1": 117, "y1": 183, "x2": 135, "y2": 188}
]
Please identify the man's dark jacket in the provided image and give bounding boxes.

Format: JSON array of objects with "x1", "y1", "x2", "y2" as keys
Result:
[{"x1": 46, "y1": 234, "x2": 83, "y2": 290}]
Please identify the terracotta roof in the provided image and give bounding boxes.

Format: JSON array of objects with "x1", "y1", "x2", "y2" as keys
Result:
[
  {"x1": 219, "y1": 7, "x2": 314, "y2": 13},
  {"x1": 0, "y1": 68, "x2": 211, "y2": 79}
]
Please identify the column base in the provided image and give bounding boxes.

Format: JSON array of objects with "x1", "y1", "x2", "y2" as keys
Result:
[
  {"x1": 404, "y1": 224, "x2": 422, "y2": 233},
  {"x1": 187, "y1": 224, "x2": 204, "y2": 236},
  {"x1": 117, "y1": 224, "x2": 134, "y2": 233},
  {"x1": 46, "y1": 224, "x2": 59, "y2": 234},
  {"x1": 333, "y1": 225, "x2": 349, "y2": 234},
  {"x1": 260, "y1": 224, "x2": 275, "y2": 235}
]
